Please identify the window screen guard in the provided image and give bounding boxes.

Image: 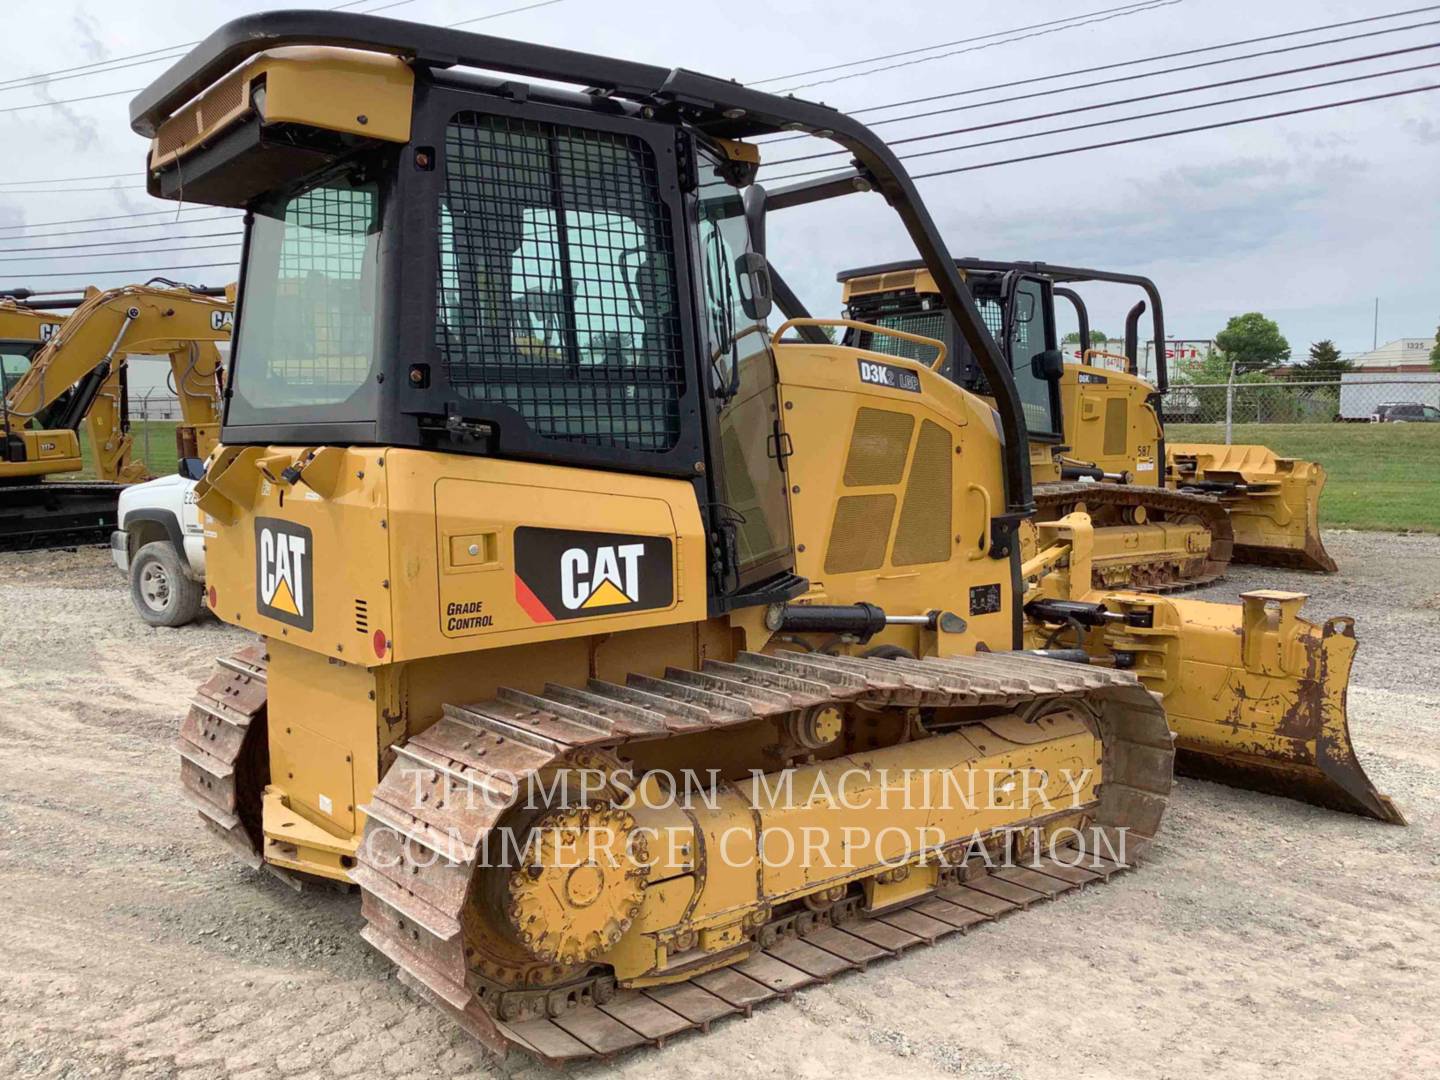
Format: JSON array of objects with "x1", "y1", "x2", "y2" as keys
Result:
[{"x1": 435, "y1": 111, "x2": 686, "y2": 453}]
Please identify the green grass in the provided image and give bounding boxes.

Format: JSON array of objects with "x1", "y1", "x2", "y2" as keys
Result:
[
  {"x1": 74, "y1": 420, "x2": 1439, "y2": 533},
  {"x1": 1168, "y1": 422, "x2": 1440, "y2": 533},
  {"x1": 77, "y1": 421, "x2": 179, "y2": 480}
]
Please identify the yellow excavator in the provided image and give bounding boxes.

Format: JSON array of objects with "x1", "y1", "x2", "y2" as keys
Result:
[
  {"x1": 132, "y1": 13, "x2": 1398, "y2": 1065},
  {"x1": 0, "y1": 282, "x2": 231, "y2": 548},
  {"x1": 838, "y1": 259, "x2": 1335, "y2": 583},
  {"x1": 1, "y1": 295, "x2": 68, "y2": 448}
]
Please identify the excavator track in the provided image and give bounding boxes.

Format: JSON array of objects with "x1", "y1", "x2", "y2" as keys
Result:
[
  {"x1": 1036, "y1": 481, "x2": 1234, "y2": 592},
  {"x1": 0, "y1": 481, "x2": 120, "y2": 551},
  {"x1": 344, "y1": 650, "x2": 1173, "y2": 1065}
]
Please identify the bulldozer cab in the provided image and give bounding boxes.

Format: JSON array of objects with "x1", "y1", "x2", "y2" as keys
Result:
[
  {"x1": 839, "y1": 259, "x2": 1170, "y2": 481},
  {"x1": 839, "y1": 263, "x2": 1064, "y2": 442},
  {"x1": 132, "y1": 11, "x2": 1038, "y2": 612}
]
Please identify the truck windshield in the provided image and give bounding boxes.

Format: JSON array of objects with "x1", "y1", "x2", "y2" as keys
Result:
[{"x1": 227, "y1": 173, "x2": 382, "y2": 427}]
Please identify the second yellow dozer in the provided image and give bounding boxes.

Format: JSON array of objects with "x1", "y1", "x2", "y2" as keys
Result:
[
  {"x1": 134, "y1": 11, "x2": 1399, "y2": 1065},
  {"x1": 837, "y1": 258, "x2": 1337, "y2": 581}
]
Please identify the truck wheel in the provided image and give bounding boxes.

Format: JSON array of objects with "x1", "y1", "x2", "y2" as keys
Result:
[{"x1": 130, "y1": 541, "x2": 203, "y2": 627}]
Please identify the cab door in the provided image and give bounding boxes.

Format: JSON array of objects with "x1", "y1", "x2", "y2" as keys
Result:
[
  {"x1": 1000, "y1": 272, "x2": 1063, "y2": 442},
  {"x1": 695, "y1": 152, "x2": 794, "y2": 590}
]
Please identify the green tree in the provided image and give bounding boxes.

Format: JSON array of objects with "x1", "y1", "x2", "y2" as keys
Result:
[
  {"x1": 1292, "y1": 339, "x2": 1353, "y2": 380},
  {"x1": 1062, "y1": 329, "x2": 1109, "y2": 345},
  {"x1": 1430, "y1": 323, "x2": 1440, "y2": 371},
  {"x1": 1214, "y1": 312, "x2": 1290, "y2": 373},
  {"x1": 1170, "y1": 348, "x2": 1275, "y2": 422}
]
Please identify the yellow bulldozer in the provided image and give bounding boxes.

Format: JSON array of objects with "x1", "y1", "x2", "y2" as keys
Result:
[
  {"x1": 132, "y1": 12, "x2": 1399, "y2": 1064},
  {"x1": 0, "y1": 281, "x2": 232, "y2": 548},
  {"x1": 837, "y1": 259, "x2": 1336, "y2": 586}
]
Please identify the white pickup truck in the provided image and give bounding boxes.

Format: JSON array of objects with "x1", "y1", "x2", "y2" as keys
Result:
[{"x1": 110, "y1": 472, "x2": 206, "y2": 626}]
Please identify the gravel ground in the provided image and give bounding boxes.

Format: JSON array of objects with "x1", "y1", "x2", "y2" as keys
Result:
[{"x1": 0, "y1": 532, "x2": 1436, "y2": 1079}]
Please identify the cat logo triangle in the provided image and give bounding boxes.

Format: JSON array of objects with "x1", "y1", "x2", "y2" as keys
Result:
[
  {"x1": 269, "y1": 575, "x2": 301, "y2": 616},
  {"x1": 581, "y1": 578, "x2": 634, "y2": 609}
]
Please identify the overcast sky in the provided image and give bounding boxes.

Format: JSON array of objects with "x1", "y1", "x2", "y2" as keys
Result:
[{"x1": 1, "y1": 0, "x2": 1436, "y2": 358}]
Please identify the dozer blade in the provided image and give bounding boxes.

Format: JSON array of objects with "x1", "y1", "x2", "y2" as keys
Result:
[
  {"x1": 1167, "y1": 443, "x2": 1337, "y2": 573},
  {"x1": 1090, "y1": 588, "x2": 1402, "y2": 823}
]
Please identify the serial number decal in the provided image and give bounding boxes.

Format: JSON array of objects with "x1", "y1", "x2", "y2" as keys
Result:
[
  {"x1": 968, "y1": 583, "x2": 1002, "y2": 616},
  {"x1": 857, "y1": 359, "x2": 922, "y2": 393}
]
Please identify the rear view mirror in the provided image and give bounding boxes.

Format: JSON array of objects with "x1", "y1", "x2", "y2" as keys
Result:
[
  {"x1": 1031, "y1": 348, "x2": 1065, "y2": 381},
  {"x1": 734, "y1": 251, "x2": 773, "y2": 321}
]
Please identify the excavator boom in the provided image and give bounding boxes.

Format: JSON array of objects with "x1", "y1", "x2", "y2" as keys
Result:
[{"x1": 0, "y1": 284, "x2": 231, "y2": 550}]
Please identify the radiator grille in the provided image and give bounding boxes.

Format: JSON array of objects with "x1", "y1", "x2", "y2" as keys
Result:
[
  {"x1": 1104, "y1": 397, "x2": 1128, "y2": 457},
  {"x1": 892, "y1": 419, "x2": 953, "y2": 566},
  {"x1": 355, "y1": 599, "x2": 370, "y2": 634},
  {"x1": 435, "y1": 112, "x2": 684, "y2": 451},
  {"x1": 843, "y1": 408, "x2": 914, "y2": 487},
  {"x1": 824, "y1": 494, "x2": 896, "y2": 574}
]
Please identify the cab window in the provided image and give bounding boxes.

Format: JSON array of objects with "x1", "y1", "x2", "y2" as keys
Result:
[
  {"x1": 696, "y1": 151, "x2": 793, "y2": 584},
  {"x1": 1007, "y1": 277, "x2": 1060, "y2": 437}
]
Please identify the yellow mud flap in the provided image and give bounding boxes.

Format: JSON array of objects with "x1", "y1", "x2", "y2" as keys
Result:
[
  {"x1": 1090, "y1": 589, "x2": 1403, "y2": 824},
  {"x1": 1167, "y1": 443, "x2": 1337, "y2": 573}
]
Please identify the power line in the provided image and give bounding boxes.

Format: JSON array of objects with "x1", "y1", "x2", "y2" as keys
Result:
[
  {"x1": 905, "y1": 82, "x2": 1440, "y2": 180},
  {"x1": 0, "y1": 206, "x2": 236, "y2": 233},
  {"x1": 765, "y1": 61, "x2": 1440, "y2": 181},
  {"x1": 848, "y1": 16, "x2": 1440, "y2": 131},
  {"x1": 0, "y1": 44, "x2": 189, "y2": 95},
  {"x1": 0, "y1": 214, "x2": 239, "y2": 242},
  {"x1": 0, "y1": 88, "x2": 140, "y2": 116},
  {"x1": 771, "y1": 1, "x2": 1184, "y2": 94},
  {"x1": 0, "y1": 261, "x2": 239, "y2": 282},
  {"x1": 0, "y1": 0, "x2": 417, "y2": 97},
  {"x1": 750, "y1": 1, "x2": 1171, "y2": 85},
  {"x1": 761, "y1": 6, "x2": 1440, "y2": 141},
  {"x1": 0, "y1": 184, "x2": 147, "y2": 194},
  {"x1": 767, "y1": 41, "x2": 1440, "y2": 166},
  {"x1": 0, "y1": 241, "x2": 240, "y2": 265},
  {"x1": 0, "y1": 0, "x2": 562, "y2": 102},
  {"x1": 0, "y1": 0, "x2": 571, "y2": 118},
  {"x1": 0, "y1": 229, "x2": 240, "y2": 255},
  {"x1": 450, "y1": 0, "x2": 570, "y2": 25},
  {"x1": 0, "y1": 171, "x2": 134, "y2": 187}
]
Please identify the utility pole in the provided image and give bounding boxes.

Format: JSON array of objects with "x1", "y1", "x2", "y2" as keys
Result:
[{"x1": 1373, "y1": 297, "x2": 1379, "y2": 350}]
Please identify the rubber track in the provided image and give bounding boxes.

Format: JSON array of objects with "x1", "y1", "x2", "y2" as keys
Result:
[
  {"x1": 1036, "y1": 481, "x2": 1234, "y2": 592},
  {"x1": 0, "y1": 481, "x2": 121, "y2": 551},
  {"x1": 350, "y1": 650, "x2": 1174, "y2": 1064}
]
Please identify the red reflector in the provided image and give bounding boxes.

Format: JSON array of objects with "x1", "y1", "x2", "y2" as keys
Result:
[
  {"x1": 207, "y1": 585, "x2": 217, "y2": 609},
  {"x1": 373, "y1": 630, "x2": 388, "y2": 658}
]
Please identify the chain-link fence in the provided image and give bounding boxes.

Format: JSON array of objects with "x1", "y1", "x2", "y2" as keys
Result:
[
  {"x1": 1162, "y1": 374, "x2": 1440, "y2": 534},
  {"x1": 1163, "y1": 376, "x2": 1440, "y2": 429},
  {"x1": 74, "y1": 387, "x2": 183, "y2": 480}
]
